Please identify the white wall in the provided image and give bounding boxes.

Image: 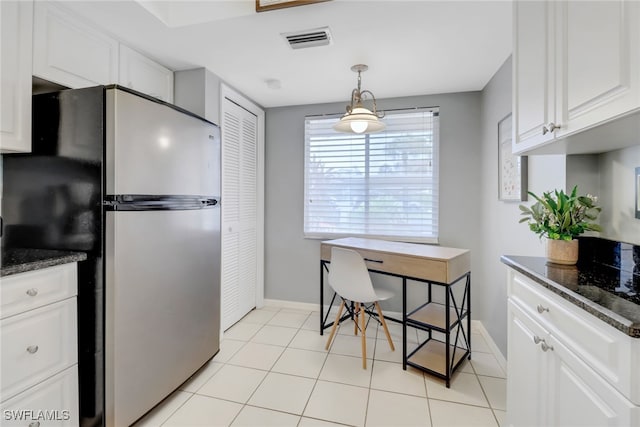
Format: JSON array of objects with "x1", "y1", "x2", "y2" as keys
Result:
[
  {"x1": 264, "y1": 92, "x2": 483, "y2": 313},
  {"x1": 565, "y1": 146, "x2": 640, "y2": 245},
  {"x1": 477, "y1": 56, "x2": 566, "y2": 355},
  {"x1": 597, "y1": 146, "x2": 640, "y2": 245}
]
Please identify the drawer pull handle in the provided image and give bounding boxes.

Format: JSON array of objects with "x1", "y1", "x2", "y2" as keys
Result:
[
  {"x1": 541, "y1": 341, "x2": 554, "y2": 352},
  {"x1": 364, "y1": 258, "x2": 383, "y2": 264},
  {"x1": 536, "y1": 304, "x2": 549, "y2": 314},
  {"x1": 533, "y1": 336, "x2": 543, "y2": 344},
  {"x1": 26, "y1": 288, "x2": 38, "y2": 297},
  {"x1": 29, "y1": 422, "x2": 41, "y2": 427},
  {"x1": 26, "y1": 345, "x2": 39, "y2": 354}
]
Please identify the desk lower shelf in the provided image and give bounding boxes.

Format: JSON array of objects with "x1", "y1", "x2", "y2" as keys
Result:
[
  {"x1": 407, "y1": 303, "x2": 466, "y2": 332},
  {"x1": 407, "y1": 339, "x2": 469, "y2": 378}
]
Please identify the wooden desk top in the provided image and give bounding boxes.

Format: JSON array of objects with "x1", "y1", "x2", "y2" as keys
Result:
[{"x1": 321, "y1": 237, "x2": 470, "y2": 284}]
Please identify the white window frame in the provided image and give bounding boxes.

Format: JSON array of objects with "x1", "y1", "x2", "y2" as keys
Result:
[{"x1": 303, "y1": 107, "x2": 440, "y2": 243}]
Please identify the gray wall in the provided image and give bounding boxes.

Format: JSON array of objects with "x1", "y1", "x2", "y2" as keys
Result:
[
  {"x1": 264, "y1": 92, "x2": 483, "y2": 312},
  {"x1": 264, "y1": 55, "x2": 638, "y2": 357},
  {"x1": 477, "y1": 56, "x2": 567, "y2": 355}
]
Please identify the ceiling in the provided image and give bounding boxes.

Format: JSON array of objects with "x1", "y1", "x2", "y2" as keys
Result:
[{"x1": 60, "y1": 0, "x2": 513, "y2": 108}]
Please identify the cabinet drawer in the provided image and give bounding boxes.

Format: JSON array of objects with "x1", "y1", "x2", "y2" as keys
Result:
[
  {"x1": 1, "y1": 299, "x2": 78, "y2": 401},
  {"x1": 508, "y1": 270, "x2": 633, "y2": 401},
  {"x1": 1, "y1": 365, "x2": 79, "y2": 426},
  {"x1": 1, "y1": 264, "x2": 77, "y2": 320}
]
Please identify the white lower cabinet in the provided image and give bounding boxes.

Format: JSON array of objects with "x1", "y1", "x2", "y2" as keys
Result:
[
  {"x1": 0, "y1": 263, "x2": 79, "y2": 427},
  {"x1": 506, "y1": 301, "x2": 548, "y2": 427},
  {"x1": 506, "y1": 269, "x2": 640, "y2": 426},
  {"x1": 1, "y1": 366, "x2": 79, "y2": 427},
  {"x1": 507, "y1": 301, "x2": 638, "y2": 426}
]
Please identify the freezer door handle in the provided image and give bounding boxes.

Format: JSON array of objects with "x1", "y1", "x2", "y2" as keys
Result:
[{"x1": 203, "y1": 198, "x2": 218, "y2": 207}]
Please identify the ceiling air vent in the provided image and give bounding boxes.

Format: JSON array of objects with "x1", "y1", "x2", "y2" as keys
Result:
[{"x1": 282, "y1": 27, "x2": 332, "y2": 50}]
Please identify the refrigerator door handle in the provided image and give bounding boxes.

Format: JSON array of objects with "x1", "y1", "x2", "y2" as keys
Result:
[{"x1": 104, "y1": 195, "x2": 220, "y2": 211}]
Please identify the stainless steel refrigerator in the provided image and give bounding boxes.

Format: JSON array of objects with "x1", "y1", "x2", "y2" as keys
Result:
[{"x1": 2, "y1": 86, "x2": 221, "y2": 427}]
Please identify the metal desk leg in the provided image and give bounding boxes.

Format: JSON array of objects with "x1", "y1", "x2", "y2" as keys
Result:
[
  {"x1": 402, "y1": 277, "x2": 407, "y2": 370},
  {"x1": 320, "y1": 260, "x2": 324, "y2": 335}
]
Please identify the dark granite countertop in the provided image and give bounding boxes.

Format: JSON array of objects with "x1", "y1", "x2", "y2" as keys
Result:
[
  {"x1": 1, "y1": 248, "x2": 87, "y2": 277},
  {"x1": 501, "y1": 254, "x2": 640, "y2": 338}
]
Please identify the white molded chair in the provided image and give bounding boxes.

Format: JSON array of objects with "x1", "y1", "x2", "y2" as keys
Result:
[{"x1": 325, "y1": 247, "x2": 395, "y2": 369}]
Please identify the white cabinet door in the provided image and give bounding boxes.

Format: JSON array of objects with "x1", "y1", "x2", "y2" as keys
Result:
[
  {"x1": 119, "y1": 45, "x2": 174, "y2": 103},
  {"x1": 513, "y1": 0, "x2": 640, "y2": 155},
  {"x1": 1, "y1": 298, "x2": 78, "y2": 401},
  {"x1": 506, "y1": 301, "x2": 549, "y2": 427},
  {"x1": 556, "y1": 0, "x2": 640, "y2": 137},
  {"x1": 548, "y1": 335, "x2": 638, "y2": 427},
  {"x1": 33, "y1": 1, "x2": 118, "y2": 88},
  {"x1": 221, "y1": 98, "x2": 259, "y2": 330},
  {"x1": 512, "y1": 0, "x2": 556, "y2": 154},
  {"x1": 0, "y1": 0, "x2": 33, "y2": 153},
  {"x1": 0, "y1": 366, "x2": 79, "y2": 427}
]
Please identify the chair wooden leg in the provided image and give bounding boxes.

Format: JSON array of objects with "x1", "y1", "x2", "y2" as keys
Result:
[
  {"x1": 325, "y1": 300, "x2": 345, "y2": 350},
  {"x1": 354, "y1": 302, "x2": 359, "y2": 336},
  {"x1": 360, "y1": 304, "x2": 367, "y2": 369},
  {"x1": 375, "y1": 301, "x2": 395, "y2": 351}
]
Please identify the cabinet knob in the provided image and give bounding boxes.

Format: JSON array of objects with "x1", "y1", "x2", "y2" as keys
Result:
[
  {"x1": 536, "y1": 304, "x2": 549, "y2": 314},
  {"x1": 533, "y1": 335, "x2": 543, "y2": 344},
  {"x1": 542, "y1": 122, "x2": 561, "y2": 135},
  {"x1": 26, "y1": 288, "x2": 38, "y2": 297},
  {"x1": 26, "y1": 345, "x2": 39, "y2": 354},
  {"x1": 540, "y1": 341, "x2": 554, "y2": 352},
  {"x1": 29, "y1": 422, "x2": 41, "y2": 427},
  {"x1": 547, "y1": 122, "x2": 561, "y2": 132}
]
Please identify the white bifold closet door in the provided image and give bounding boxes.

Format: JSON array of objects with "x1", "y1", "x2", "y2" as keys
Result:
[{"x1": 221, "y1": 97, "x2": 258, "y2": 330}]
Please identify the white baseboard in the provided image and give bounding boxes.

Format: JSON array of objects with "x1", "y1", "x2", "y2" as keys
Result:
[
  {"x1": 263, "y1": 298, "x2": 319, "y2": 312},
  {"x1": 472, "y1": 320, "x2": 507, "y2": 373}
]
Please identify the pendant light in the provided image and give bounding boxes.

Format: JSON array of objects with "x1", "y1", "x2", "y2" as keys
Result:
[{"x1": 333, "y1": 64, "x2": 385, "y2": 134}]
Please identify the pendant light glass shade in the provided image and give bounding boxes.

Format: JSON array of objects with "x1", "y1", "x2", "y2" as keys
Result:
[
  {"x1": 334, "y1": 106, "x2": 386, "y2": 134},
  {"x1": 333, "y1": 64, "x2": 385, "y2": 134}
]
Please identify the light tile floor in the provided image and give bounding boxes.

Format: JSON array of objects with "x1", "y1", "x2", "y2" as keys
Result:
[{"x1": 134, "y1": 305, "x2": 507, "y2": 427}]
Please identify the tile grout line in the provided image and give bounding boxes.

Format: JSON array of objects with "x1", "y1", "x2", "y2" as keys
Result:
[
  {"x1": 160, "y1": 305, "x2": 507, "y2": 427},
  {"x1": 297, "y1": 310, "x2": 332, "y2": 426},
  {"x1": 208, "y1": 309, "x2": 275, "y2": 427}
]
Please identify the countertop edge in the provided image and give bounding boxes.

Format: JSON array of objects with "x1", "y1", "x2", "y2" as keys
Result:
[
  {"x1": 1, "y1": 250, "x2": 88, "y2": 277},
  {"x1": 501, "y1": 255, "x2": 640, "y2": 338}
]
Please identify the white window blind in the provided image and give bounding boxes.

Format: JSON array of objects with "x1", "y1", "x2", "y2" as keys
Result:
[{"x1": 304, "y1": 108, "x2": 440, "y2": 243}]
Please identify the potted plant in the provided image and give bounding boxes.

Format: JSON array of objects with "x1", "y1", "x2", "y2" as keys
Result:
[{"x1": 519, "y1": 186, "x2": 602, "y2": 265}]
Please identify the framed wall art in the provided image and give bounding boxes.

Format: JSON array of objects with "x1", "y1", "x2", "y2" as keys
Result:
[
  {"x1": 256, "y1": 0, "x2": 330, "y2": 12},
  {"x1": 498, "y1": 113, "x2": 528, "y2": 202}
]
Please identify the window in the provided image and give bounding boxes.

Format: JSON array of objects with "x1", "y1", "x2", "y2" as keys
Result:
[{"x1": 304, "y1": 108, "x2": 440, "y2": 243}]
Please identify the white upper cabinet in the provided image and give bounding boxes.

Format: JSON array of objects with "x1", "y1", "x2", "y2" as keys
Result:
[
  {"x1": 556, "y1": 1, "x2": 639, "y2": 137},
  {"x1": 1, "y1": 0, "x2": 33, "y2": 153},
  {"x1": 33, "y1": 1, "x2": 119, "y2": 88},
  {"x1": 119, "y1": 45, "x2": 174, "y2": 103},
  {"x1": 513, "y1": 0, "x2": 640, "y2": 155},
  {"x1": 513, "y1": 0, "x2": 556, "y2": 153}
]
